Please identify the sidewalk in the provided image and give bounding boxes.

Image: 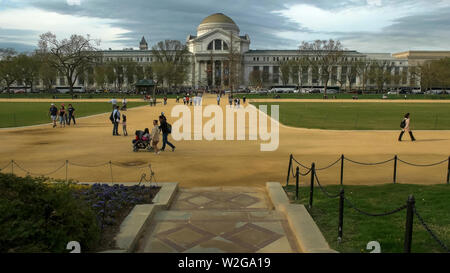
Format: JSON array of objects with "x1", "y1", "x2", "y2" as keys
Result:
[{"x1": 135, "y1": 186, "x2": 300, "y2": 253}]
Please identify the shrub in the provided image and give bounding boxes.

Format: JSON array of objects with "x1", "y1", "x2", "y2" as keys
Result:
[{"x1": 0, "y1": 173, "x2": 100, "y2": 253}]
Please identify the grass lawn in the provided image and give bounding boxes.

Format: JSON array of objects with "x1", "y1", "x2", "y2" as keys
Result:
[
  {"x1": 284, "y1": 184, "x2": 450, "y2": 253},
  {"x1": 0, "y1": 93, "x2": 181, "y2": 99},
  {"x1": 0, "y1": 101, "x2": 148, "y2": 128},
  {"x1": 252, "y1": 102, "x2": 450, "y2": 130},
  {"x1": 238, "y1": 93, "x2": 450, "y2": 100}
]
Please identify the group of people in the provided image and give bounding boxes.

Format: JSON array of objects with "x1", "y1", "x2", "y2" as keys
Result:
[
  {"x1": 226, "y1": 95, "x2": 246, "y2": 108},
  {"x1": 49, "y1": 103, "x2": 76, "y2": 128},
  {"x1": 110, "y1": 105, "x2": 128, "y2": 136},
  {"x1": 133, "y1": 112, "x2": 176, "y2": 155}
]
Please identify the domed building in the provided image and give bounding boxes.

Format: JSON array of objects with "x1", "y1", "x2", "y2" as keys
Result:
[
  {"x1": 186, "y1": 13, "x2": 250, "y2": 88},
  {"x1": 72, "y1": 13, "x2": 424, "y2": 92}
]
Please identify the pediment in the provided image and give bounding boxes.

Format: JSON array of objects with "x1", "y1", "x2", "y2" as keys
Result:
[{"x1": 190, "y1": 28, "x2": 242, "y2": 43}]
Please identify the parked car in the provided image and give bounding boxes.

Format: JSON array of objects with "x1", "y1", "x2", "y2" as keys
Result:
[{"x1": 387, "y1": 90, "x2": 398, "y2": 95}]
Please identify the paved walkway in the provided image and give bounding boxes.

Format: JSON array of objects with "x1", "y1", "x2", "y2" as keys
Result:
[{"x1": 135, "y1": 187, "x2": 300, "y2": 253}]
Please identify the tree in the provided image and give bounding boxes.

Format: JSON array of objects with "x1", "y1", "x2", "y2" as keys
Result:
[
  {"x1": 355, "y1": 58, "x2": 371, "y2": 92},
  {"x1": 368, "y1": 60, "x2": 394, "y2": 93},
  {"x1": 37, "y1": 32, "x2": 100, "y2": 98},
  {"x1": 39, "y1": 58, "x2": 57, "y2": 91},
  {"x1": 226, "y1": 32, "x2": 242, "y2": 93},
  {"x1": 249, "y1": 69, "x2": 263, "y2": 88},
  {"x1": 94, "y1": 64, "x2": 106, "y2": 90},
  {"x1": 16, "y1": 54, "x2": 41, "y2": 91},
  {"x1": 151, "y1": 40, "x2": 190, "y2": 94},
  {"x1": 0, "y1": 55, "x2": 21, "y2": 93},
  {"x1": 299, "y1": 39, "x2": 344, "y2": 95},
  {"x1": 279, "y1": 60, "x2": 291, "y2": 86}
]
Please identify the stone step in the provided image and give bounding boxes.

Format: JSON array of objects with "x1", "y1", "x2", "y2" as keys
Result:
[{"x1": 153, "y1": 209, "x2": 285, "y2": 222}]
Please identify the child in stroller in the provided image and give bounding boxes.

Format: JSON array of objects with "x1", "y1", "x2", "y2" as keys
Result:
[{"x1": 132, "y1": 128, "x2": 154, "y2": 152}]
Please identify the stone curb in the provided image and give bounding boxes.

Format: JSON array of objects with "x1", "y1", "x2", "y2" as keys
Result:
[
  {"x1": 98, "y1": 182, "x2": 178, "y2": 253},
  {"x1": 265, "y1": 182, "x2": 338, "y2": 253}
]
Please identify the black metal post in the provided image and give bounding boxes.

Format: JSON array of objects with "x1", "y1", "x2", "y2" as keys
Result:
[
  {"x1": 295, "y1": 166, "x2": 300, "y2": 200},
  {"x1": 447, "y1": 156, "x2": 449, "y2": 185},
  {"x1": 309, "y1": 163, "x2": 315, "y2": 209},
  {"x1": 286, "y1": 154, "x2": 293, "y2": 187},
  {"x1": 338, "y1": 188, "x2": 345, "y2": 243},
  {"x1": 404, "y1": 194, "x2": 415, "y2": 253},
  {"x1": 340, "y1": 154, "x2": 344, "y2": 186},
  {"x1": 393, "y1": 155, "x2": 398, "y2": 184},
  {"x1": 11, "y1": 160, "x2": 14, "y2": 175}
]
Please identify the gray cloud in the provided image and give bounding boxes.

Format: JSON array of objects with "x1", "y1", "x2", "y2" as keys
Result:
[{"x1": 1, "y1": 0, "x2": 449, "y2": 53}]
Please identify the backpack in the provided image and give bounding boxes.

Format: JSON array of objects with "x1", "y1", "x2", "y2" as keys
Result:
[
  {"x1": 109, "y1": 111, "x2": 114, "y2": 122},
  {"x1": 167, "y1": 123, "x2": 172, "y2": 134},
  {"x1": 400, "y1": 119, "x2": 406, "y2": 129}
]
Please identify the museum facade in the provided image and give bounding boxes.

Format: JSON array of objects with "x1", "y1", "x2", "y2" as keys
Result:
[{"x1": 57, "y1": 13, "x2": 450, "y2": 90}]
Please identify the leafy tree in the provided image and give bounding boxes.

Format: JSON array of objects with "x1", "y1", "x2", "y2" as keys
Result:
[{"x1": 0, "y1": 55, "x2": 21, "y2": 93}]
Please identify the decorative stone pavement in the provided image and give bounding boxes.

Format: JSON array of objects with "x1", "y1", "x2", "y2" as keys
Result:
[{"x1": 136, "y1": 187, "x2": 301, "y2": 253}]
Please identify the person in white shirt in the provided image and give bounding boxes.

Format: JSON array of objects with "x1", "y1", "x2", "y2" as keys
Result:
[{"x1": 110, "y1": 98, "x2": 117, "y2": 109}]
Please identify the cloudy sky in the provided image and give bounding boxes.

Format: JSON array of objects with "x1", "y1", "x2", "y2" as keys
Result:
[{"x1": 1, "y1": 0, "x2": 450, "y2": 53}]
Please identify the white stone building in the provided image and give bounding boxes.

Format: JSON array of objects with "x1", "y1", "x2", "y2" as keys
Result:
[{"x1": 32, "y1": 12, "x2": 450, "y2": 91}]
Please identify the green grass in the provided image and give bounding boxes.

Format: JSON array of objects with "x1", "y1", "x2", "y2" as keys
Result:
[
  {"x1": 252, "y1": 102, "x2": 450, "y2": 130},
  {"x1": 237, "y1": 93, "x2": 450, "y2": 100},
  {"x1": 0, "y1": 101, "x2": 148, "y2": 128},
  {"x1": 0, "y1": 92, "x2": 180, "y2": 99},
  {"x1": 284, "y1": 184, "x2": 450, "y2": 253}
]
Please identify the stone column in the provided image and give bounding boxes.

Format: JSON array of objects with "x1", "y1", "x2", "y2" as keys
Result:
[
  {"x1": 212, "y1": 60, "x2": 216, "y2": 88},
  {"x1": 221, "y1": 61, "x2": 224, "y2": 89}
]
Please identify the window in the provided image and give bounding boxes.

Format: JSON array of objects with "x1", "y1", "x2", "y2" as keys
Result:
[
  {"x1": 207, "y1": 41, "x2": 213, "y2": 50},
  {"x1": 223, "y1": 42, "x2": 228, "y2": 50},
  {"x1": 215, "y1": 39, "x2": 222, "y2": 50}
]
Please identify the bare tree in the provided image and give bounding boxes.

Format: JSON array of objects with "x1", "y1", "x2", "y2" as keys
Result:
[
  {"x1": 249, "y1": 69, "x2": 263, "y2": 88},
  {"x1": 279, "y1": 60, "x2": 291, "y2": 86},
  {"x1": 226, "y1": 32, "x2": 242, "y2": 94},
  {"x1": 151, "y1": 40, "x2": 190, "y2": 94},
  {"x1": 299, "y1": 39, "x2": 344, "y2": 95},
  {"x1": 38, "y1": 32, "x2": 100, "y2": 98}
]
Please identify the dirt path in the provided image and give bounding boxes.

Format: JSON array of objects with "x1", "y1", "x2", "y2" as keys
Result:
[{"x1": 0, "y1": 95, "x2": 449, "y2": 187}]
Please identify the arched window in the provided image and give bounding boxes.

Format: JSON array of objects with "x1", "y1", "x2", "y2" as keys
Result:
[{"x1": 207, "y1": 39, "x2": 228, "y2": 51}]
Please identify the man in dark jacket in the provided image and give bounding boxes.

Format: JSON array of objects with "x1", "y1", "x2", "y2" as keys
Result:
[{"x1": 159, "y1": 115, "x2": 175, "y2": 152}]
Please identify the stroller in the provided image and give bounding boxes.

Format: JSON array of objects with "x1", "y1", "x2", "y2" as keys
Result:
[{"x1": 132, "y1": 130, "x2": 154, "y2": 152}]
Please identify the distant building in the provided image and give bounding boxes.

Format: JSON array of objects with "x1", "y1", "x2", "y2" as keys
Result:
[{"x1": 15, "y1": 13, "x2": 450, "y2": 91}]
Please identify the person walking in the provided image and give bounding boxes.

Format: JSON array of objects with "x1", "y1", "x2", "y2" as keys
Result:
[
  {"x1": 110, "y1": 97, "x2": 117, "y2": 109},
  {"x1": 217, "y1": 94, "x2": 220, "y2": 105},
  {"x1": 151, "y1": 120, "x2": 160, "y2": 155},
  {"x1": 67, "y1": 104, "x2": 76, "y2": 126},
  {"x1": 398, "y1": 113, "x2": 416, "y2": 141},
  {"x1": 122, "y1": 114, "x2": 128, "y2": 136},
  {"x1": 243, "y1": 96, "x2": 246, "y2": 104},
  {"x1": 164, "y1": 96, "x2": 168, "y2": 105},
  {"x1": 159, "y1": 115, "x2": 175, "y2": 152},
  {"x1": 59, "y1": 104, "x2": 66, "y2": 128},
  {"x1": 121, "y1": 97, "x2": 127, "y2": 111},
  {"x1": 49, "y1": 103, "x2": 58, "y2": 128},
  {"x1": 111, "y1": 105, "x2": 120, "y2": 136}
]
